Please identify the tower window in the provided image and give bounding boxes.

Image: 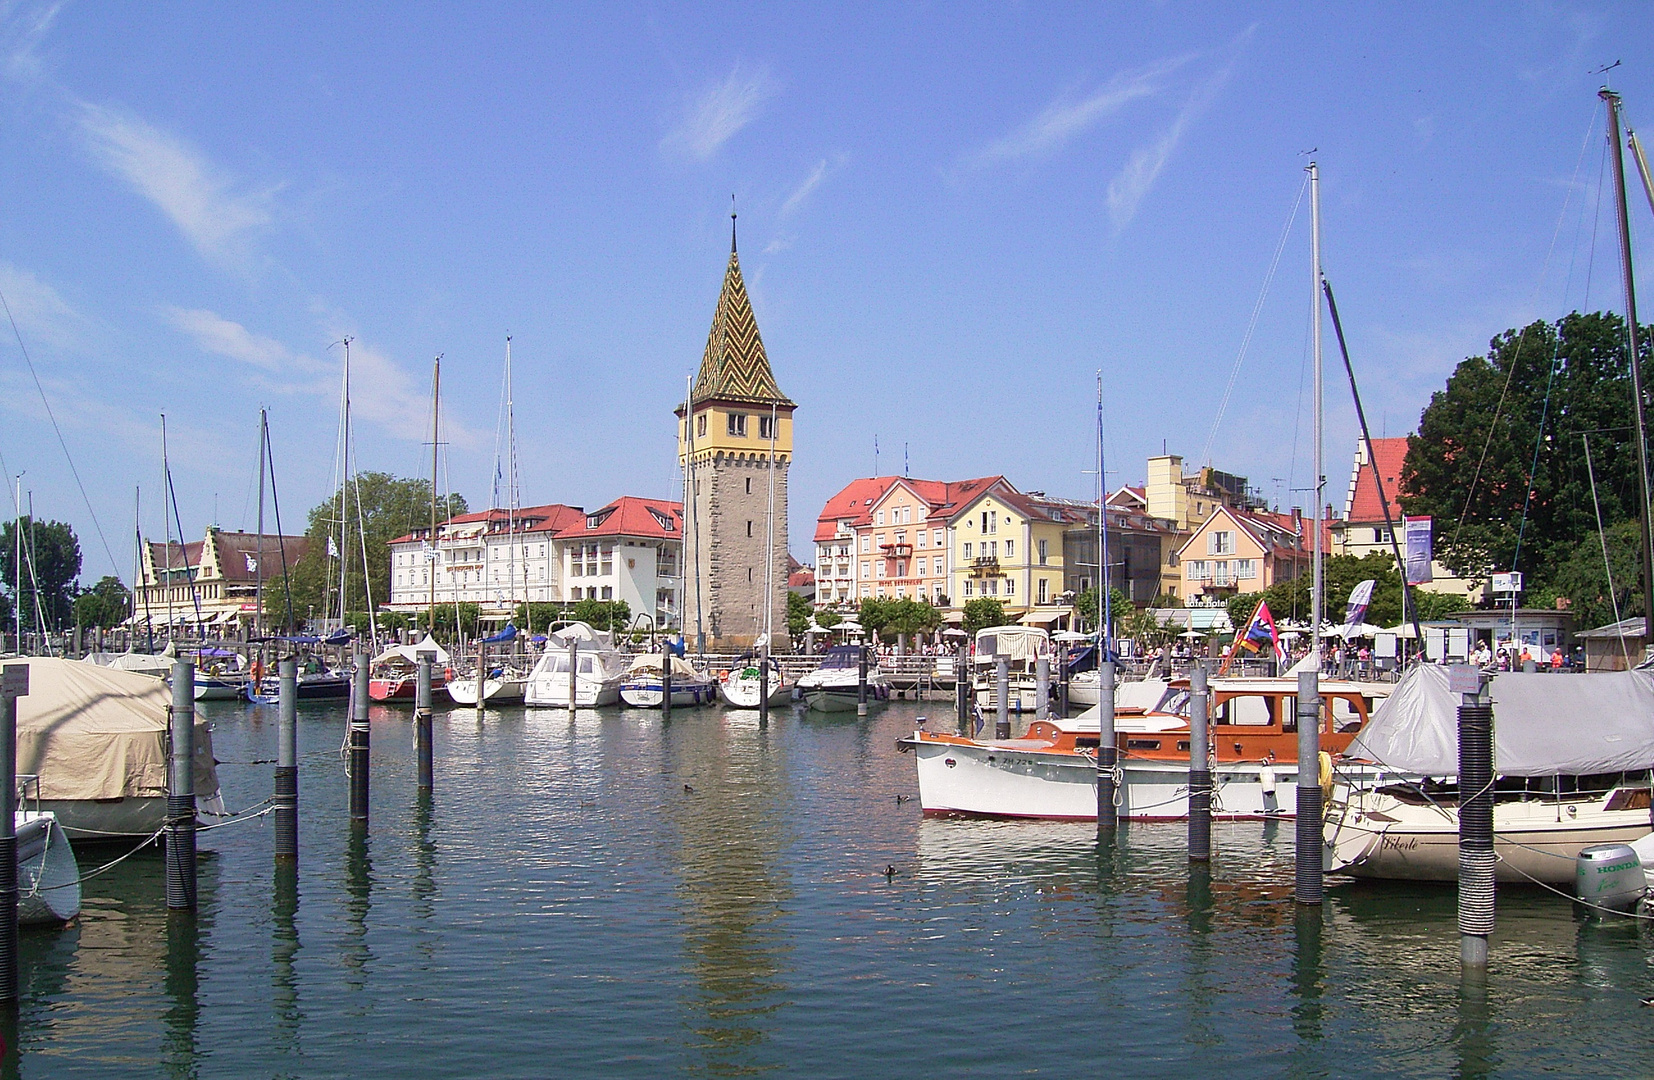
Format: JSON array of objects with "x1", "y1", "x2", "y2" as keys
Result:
[
  {"x1": 697, "y1": 414, "x2": 707, "y2": 438},
  {"x1": 759, "y1": 415, "x2": 774, "y2": 440},
  {"x1": 748, "y1": 520, "x2": 754, "y2": 537},
  {"x1": 727, "y1": 412, "x2": 748, "y2": 437},
  {"x1": 746, "y1": 478, "x2": 752, "y2": 494}
]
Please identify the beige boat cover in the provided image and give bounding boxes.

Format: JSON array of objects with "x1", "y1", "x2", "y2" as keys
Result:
[
  {"x1": 624, "y1": 653, "x2": 702, "y2": 678},
  {"x1": 975, "y1": 626, "x2": 1048, "y2": 664},
  {"x1": 17, "y1": 658, "x2": 219, "y2": 802},
  {"x1": 371, "y1": 634, "x2": 451, "y2": 668}
]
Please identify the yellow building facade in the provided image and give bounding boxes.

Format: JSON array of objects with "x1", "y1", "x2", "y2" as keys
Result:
[{"x1": 947, "y1": 485, "x2": 1070, "y2": 622}]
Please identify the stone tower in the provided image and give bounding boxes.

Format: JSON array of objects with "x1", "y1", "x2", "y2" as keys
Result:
[{"x1": 676, "y1": 218, "x2": 795, "y2": 653}]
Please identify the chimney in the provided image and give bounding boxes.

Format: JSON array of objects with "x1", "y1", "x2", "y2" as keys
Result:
[{"x1": 1291, "y1": 507, "x2": 1303, "y2": 536}]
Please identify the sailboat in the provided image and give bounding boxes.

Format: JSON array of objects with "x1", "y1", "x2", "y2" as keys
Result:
[
  {"x1": 1323, "y1": 89, "x2": 1654, "y2": 882},
  {"x1": 449, "y1": 339, "x2": 530, "y2": 706},
  {"x1": 901, "y1": 162, "x2": 1376, "y2": 819}
]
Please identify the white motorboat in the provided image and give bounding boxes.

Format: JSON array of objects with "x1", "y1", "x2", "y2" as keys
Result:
[
  {"x1": 619, "y1": 653, "x2": 717, "y2": 708},
  {"x1": 1324, "y1": 665, "x2": 1654, "y2": 883},
  {"x1": 446, "y1": 666, "x2": 527, "y2": 705},
  {"x1": 718, "y1": 656, "x2": 791, "y2": 708},
  {"x1": 15, "y1": 811, "x2": 79, "y2": 925},
  {"x1": 523, "y1": 622, "x2": 629, "y2": 708},
  {"x1": 970, "y1": 626, "x2": 1049, "y2": 711},
  {"x1": 797, "y1": 645, "x2": 890, "y2": 712},
  {"x1": 900, "y1": 677, "x2": 1386, "y2": 821}
]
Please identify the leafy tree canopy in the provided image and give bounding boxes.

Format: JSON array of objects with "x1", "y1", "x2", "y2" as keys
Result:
[
  {"x1": 1401, "y1": 311, "x2": 1651, "y2": 590},
  {"x1": 786, "y1": 591, "x2": 813, "y2": 640},
  {"x1": 73, "y1": 575, "x2": 130, "y2": 629},
  {"x1": 858, "y1": 596, "x2": 942, "y2": 642},
  {"x1": 1075, "y1": 586, "x2": 1133, "y2": 632},
  {"x1": 962, "y1": 598, "x2": 1010, "y2": 635},
  {"x1": 0, "y1": 517, "x2": 82, "y2": 631}
]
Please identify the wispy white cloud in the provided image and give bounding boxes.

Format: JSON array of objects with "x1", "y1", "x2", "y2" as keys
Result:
[
  {"x1": 965, "y1": 57, "x2": 1192, "y2": 170},
  {"x1": 77, "y1": 102, "x2": 275, "y2": 266},
  {"x1": 0, "y1": 0, "x2": 63, "y2": 83},
  {"x1": 0, "y1": 261, "x2": 82, "y2": 350},
  {"x1": 1104, "y1": 39, "x2": 1246, "y2": 231},
  {"x1": 165, "y1": 306, "x2": 477, "y2": 446},
  {"x1": 662, "y1": 61, "x2": 777, "y2": 161},
  {"x1": 781, "y1": 158, "x2": 829, "y2": 217}
]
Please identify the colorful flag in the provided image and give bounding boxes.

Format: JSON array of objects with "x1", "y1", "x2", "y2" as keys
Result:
[
  {"x1": 1345, "y1": 579, "x2": 1375, "y2": 626},
  {"x1": 1236, "y1": 599, "x2": 1285, "y2": 661},
  {"x1": 1403, "y1": 517, "x2": 1433, "y2": 584}
]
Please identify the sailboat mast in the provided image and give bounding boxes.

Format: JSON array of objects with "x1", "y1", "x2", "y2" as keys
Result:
[
  {"x1": 1309, "y1": 162, "x2": 1324, "y2": 659},
  {"x1": 256, "y1": 408, "x2": 267, "y2": 639},
  {"x1": 12, "y1": 474, "x2": 21, "y2": 652},
  {"x1": 686, "y1": 373, "x2": 703, "y2": 653},
  {"x1": 764, "y1": 400, "x2": 778, "y2": 659},
  {"x1": 1097, "y1": 371, "x2": 1110, "y2": 657},
  {"x1": 162, "y1": 414, "x2": 174, "y2": 642},
  {"x1": 505, "y1": 336, "x2": 519, "y2": 627},
  {"x1": 430, "y1": 356, "x2": 441, "y2": 625},
  {"x1": 1603, "y1": 90, "x2": 1654, "y2": 646},
  {"x1": 337, "y1": 339, "x2": 352, "y2": 632}
]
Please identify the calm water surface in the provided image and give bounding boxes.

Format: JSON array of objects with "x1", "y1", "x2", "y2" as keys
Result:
[{"x1": 10, "y1": 698, "x2": 1654, "y2": 1078}]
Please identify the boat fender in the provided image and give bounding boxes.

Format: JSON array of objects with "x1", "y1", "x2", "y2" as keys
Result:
[
  {"x1": 1257, "y1": 763, "x2": 1276, "y2": 795},
  {"x1": 1318, "y1": 751, "x2": 1333, "y2": 798}
]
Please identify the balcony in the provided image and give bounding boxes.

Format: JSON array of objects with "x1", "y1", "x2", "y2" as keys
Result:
[
  {"x1": 880, "y1": 543, "x2": 913, "y2": 558},
  {"x1": 970, "y1": 556, "x2": 1002, "y2": 577}
]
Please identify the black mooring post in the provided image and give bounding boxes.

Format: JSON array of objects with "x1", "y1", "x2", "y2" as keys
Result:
[
  {"x1": 0, "y1": 663, "x2": 28, "y2": 1003},
  {"x1": 1096, "y1": 661, "x2": 1117, "y2": 829},
  {"x1": 168, "y1": 660, "x2": 198, "y2": 910},
  {"x1": 274, "y1": 658, "x2": 298, "y2": 863},
  {"x1": 995, "y1": 656, "x2": 1010, "y2": 739},
  {"x1": 857, "y1": 645, "x2": 869, "y2": 717},
  {"x1": 1457, "y1": 668, "x2": 1494, "y2": 970},
  {"x1": 415, "y1": 657, "x2": 433, "y2": 793},
  {"x1": 955, "y1": 644, "x2": 969, "y2": 735},
  {"x1": 759, "y1": 656, "x2": 770, "y2": 723},
  {"x1": 1294, "y1": 670, "x2": 1322, "y2": 905},
  {"x1": 1188, "y1": 662, "x2": 1211, "y2": 861},
  {"x1": 350, "y1": 652, "x2": 369, "y2": 823},
  {"x1": 661, "y1": 642, "x2": 672, "y2": 721}
]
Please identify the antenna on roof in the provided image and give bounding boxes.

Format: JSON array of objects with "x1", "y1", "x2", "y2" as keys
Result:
[
  {"x1": 874, "y1": 432, "x2": 879, "y2": 478},
  {"x1": 904, "y1": 442, "x2": 909, "y2": 478},
  {"x1": 731, "y1": 194, "x2": 738, "y2": 253}
]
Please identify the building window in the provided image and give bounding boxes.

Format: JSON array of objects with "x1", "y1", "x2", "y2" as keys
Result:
[
  {"x1": 876, "y1": 509, "x2": 885, "y2": 526},
  {"x1": 933, "y1": 529, "x2": 943, "y2": 547},
  {"x1": 602, "y1": 586, "x2": 613, "y2": 600},
  {"x1": 860, "y1": 536, "x2": 870, "y2": 553},
  {"x1": 1038, "y1": 539, "x2": 1049, "y2": 565},
  {"x1": 1005, "y1": 539, "x2": 1014, "y2": 558},
  {"x1": 696, "y1": 414, "x2": 707, "y2": 438},
  {"x1": 746, "y1": 478, "x2": 752, "y2": 494},
  {"x1": 758, "y1": 415, "x2": 774, "y2": 440},
  {"x1": 747, "y1": 520, "x2": 754, "y2": 537},
  {"x1": 964, "y1": 542, "x2": 972, "y2": 558},
  {"x1": 1038, "y1": 578, "x2": 1049, "y2": 603},
  {"x1": 964, "y1": 579, "x2": 973, "y2": 596},
  {"x1": 860, "y1": 561, "x2": 869, "y2": 579},
  {"x1": 1235, "y1": 559, "x2": 1258, "y2": 580},
  {"x1": 876, "y1": 562, "x2": 886, "y2": 578},
  {"x1": 1373, "y1": 527, "x2": 1389, "y2": 543},
  {"x1": 1005, "y1": 578, "x2": 1014, "y2": 596},
  {"x1": 1208, "y1": 530, "x2": 1234, "y2": 555},
  {"x1": 917, "y1": 531, "x2": 927, "y2": 548},
  {"x1": 727, "y1": 412, "x2": 748, "y2": 436},
  {"x1": 1186, "y1": 560, "x2": 1209, "y2": 580}
]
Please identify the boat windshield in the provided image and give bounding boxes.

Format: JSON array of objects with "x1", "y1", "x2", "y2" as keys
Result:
[
  {"x1": 1153, "y1": 686, "x2": 1190, "y2": 716},
  {"x1": 817, "y1": 646, "x2": 863, "y2": 670}
]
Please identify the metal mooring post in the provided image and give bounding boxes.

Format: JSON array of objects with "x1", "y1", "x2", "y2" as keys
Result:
[
  {"x1": 1188, "y1": 662, "x2": 1212, "y2": 861},
  {"x1": 1096, "y1": 661, "x2": 1117, "y2": 828},
  {"x1": 1035, "y1": 654, "x2": 1050, "y2": 723},
  {"x1": 1454, "y1": 664, "x2": 1494, "y2": 969},
  {"x1": 857, "y1": 645, "x2": 869, "y2": 718},
  {"x1": 1294, "y1": 670, "x2": 1322, "y2": 905},
  {"x1": 758, "y1": 656, "x2": 770, "y2": 724},
  {"x1": 274, "y1": 658, "x2": 298, "y2": 863},
  {"x1": 955, "y1": 644, "x2": 969, "y2": 734},
  {"x1": 0, "y1": 663, "x2": 29, "y2": 1001},
  {"x1": 995, "y1": 656, "x2": 1010, "y2": 739},
  {"x1": 566, "y1": 638, "x2": 578, "y2": 716},
  {"x1": 416, "y1": 656, "x2": 434, "y2": 793},
  {"x1": 661, "y1": 641, "x2": 673, "y2": 721},
  {"x1": 350, "y1": 652, "x2": 369, "y2": 823},
  {"x1": 168, "y1": 660, "x2": 198, "y2": 910}
]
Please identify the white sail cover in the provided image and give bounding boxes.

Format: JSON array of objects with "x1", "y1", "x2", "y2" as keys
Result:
[
  {"x1": 1345, "y1": 664, "x2": 1654, "y2": 776},
  {"x1": 370, "y1": 634, "x2": 451, "y2": 668}
]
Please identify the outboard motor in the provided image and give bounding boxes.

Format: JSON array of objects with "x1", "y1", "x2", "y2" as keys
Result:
[{"x1": 1574, "y1": 843, "x2": 1645, "y2": 914}]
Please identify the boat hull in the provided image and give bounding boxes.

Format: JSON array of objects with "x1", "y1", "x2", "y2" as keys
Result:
[
  {"x1": 192, "y1": 678, "x2": 244, "y2": 701},
  {"x1": 805, "y1": 684, "x2": 890, "y2": 712},
  {"x1": 17, "y1": 813, "x2": 79, "y2": 924},
  {"x1": 523, "y1": 676, "x2": 622, "y2": 708},
  {"x1": 370, "y1": 675, "x2": 450, "y2": 703},
  {"x1": 246, "y1": 674, "x2": 352, "y2": 704},
  {"x1": 446, "y1": 676, "x2": 526, "y2": 705},
  {"x1": 719, "y1": 676, "x2": 791, "y2": 708},
  {"x1": 1325, "y1": 787, "x2": 1653, "y2": 883},
  {"x1": 904, "y1": 734, "x2": 1384, "y2": 821},
  {"x1": 620, "y1": 679, "x2": 718, "y2": 708}
]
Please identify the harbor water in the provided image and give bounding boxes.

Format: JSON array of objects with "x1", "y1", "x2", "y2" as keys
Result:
[{"x1": 13, "y1": 698, "x2": 1654, "y2": 1078}]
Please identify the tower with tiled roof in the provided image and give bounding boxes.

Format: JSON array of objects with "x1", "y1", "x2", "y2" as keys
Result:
[{"x1": 675, "y1": 213, "x2": 794, "y2": 651}]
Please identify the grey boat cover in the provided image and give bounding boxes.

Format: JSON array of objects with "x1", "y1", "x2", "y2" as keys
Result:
[{"x1": 1344, "y1": 664, "x2": 1654, "y2": 776}]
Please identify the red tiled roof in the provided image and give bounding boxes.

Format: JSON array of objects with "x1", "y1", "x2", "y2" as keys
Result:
[
  {"x1": 815, "y1": 476, "x2": 901, "y2": 541},
  {"x1": 389, "y1": 502, "x2": 586, "y2": 545},
  {"x1": 569, "y1": 497, "x2": 683, "y2": 539},
  {"x1": 1346, "y1": 437, "x2": 1409, "y2": 523},
  {"x1": 788, "y1": 568, "x2": 815, "y2": 588}
]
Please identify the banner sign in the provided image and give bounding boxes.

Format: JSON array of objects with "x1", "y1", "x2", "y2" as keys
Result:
[
  {"x1": 1403, "y1": 516, "x2": 1434, "y2": 585},
  {"x1": 1345, "y1": 579, "x2": 1375, "y2": 626}
]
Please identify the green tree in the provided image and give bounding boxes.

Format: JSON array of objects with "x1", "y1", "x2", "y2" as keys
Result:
[
  {"x1": 274, "y1": 473, "x2": 466, "y2": 628},
  {"x1": 962, "y1": 598, "x2": 1009, "y2": 635},
  {"x1": 859, "y1": 596, "x2": 940, "y2": 643},
  {"x1": 0, "y1": 517, "x2": 82, "y2": 630},
  {"x1": 414, "y1": 602, "x2": 482, "y2": 641},
  {"x1": 1076, "y1": 586, "x2": 1133, "y2": 632},
  {"x1": 1402, "y1": 311, "x2": 1651, "y2": 587},
  {"x1": 1540, "y1": 520, "x2": 1643, "y2": 630},
  {"x1": 1225, "y1": 551, "x2": 1462, "y2": 633},
  {"x1": 73, "y1": 575, "x2": 131, "y2": 629},
  {"x1": 786, "y1": 591, "x2": 813, "y2": 640}
]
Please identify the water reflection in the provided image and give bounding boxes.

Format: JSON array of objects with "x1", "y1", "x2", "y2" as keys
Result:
[
  {"x1": 271, "y1": 862, "x2": 302, "y2": 1059},
  {"x1": 343, "y1": 827, "x2": 373, "y2": 989},
  {"x1": 667, "y1": 712, "x2": 793, "y2": 1075},
  {"x1": 163, "y1": 906, "x2": 201, "y2": 1080},
  {"x1": 1289, "y1": 906, "x2": 1324, "y2": 1051}
]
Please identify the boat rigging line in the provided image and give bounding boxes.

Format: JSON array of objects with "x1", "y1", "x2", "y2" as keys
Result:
[{"x1": 1581, "y1": 432, "x2": 1631, "y2": 668}]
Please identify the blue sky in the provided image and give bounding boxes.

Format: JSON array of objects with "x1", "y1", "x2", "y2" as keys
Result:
[{"x1": 0, "y1": 2, "x2": 1650, "y2": 580}]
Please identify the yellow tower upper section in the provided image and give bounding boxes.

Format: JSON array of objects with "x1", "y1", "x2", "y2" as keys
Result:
[{"x1": 676, "y1": 229, "x2": 795, "y2": 467}]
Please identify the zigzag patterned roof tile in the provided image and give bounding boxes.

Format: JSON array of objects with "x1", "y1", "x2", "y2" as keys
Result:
[{"x1": 692, "y1": 247, "x2": 793, "y2": 407}]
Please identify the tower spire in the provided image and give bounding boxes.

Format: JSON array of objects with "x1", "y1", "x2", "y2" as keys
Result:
[{"x1": 730, "y1": 193, "x2": 738, "y2": 253}]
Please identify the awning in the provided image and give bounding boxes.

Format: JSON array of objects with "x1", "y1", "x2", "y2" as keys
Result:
[{"x1": 1017, "y1": 607, "x2": 1070, "y2": 626}]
